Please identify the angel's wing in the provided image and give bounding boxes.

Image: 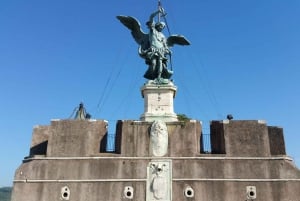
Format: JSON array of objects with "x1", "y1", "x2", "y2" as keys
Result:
[
  {"x1": 116, "y1": 15, "x2": 149, "y2": 49},
  {"x1": 167, "y1": 35, "x2": 191, "y2": 47}
]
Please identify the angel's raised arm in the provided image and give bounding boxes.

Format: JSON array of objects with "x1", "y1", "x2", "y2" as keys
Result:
[{"x1": 146, "y1": 9, "x2": 162, "y2": 28}]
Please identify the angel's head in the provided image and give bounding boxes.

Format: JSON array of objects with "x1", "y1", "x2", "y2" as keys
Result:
[{"x1": 155, "y1": 22, "x2": 165, "y2": 32}]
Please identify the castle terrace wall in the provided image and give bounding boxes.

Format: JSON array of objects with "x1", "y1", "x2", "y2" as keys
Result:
[
  {"x1": 12, "y1": 157, "x2": 300, "y2": 201},
  {"x1": 46, "y1": 120, "x2": 107, "y2": 157},
  {"x1": 11, "y1": 119, "x2": 300, "y2": 201},
  {"x1": 30, "y1": 125, "x2": 50, "y2": 156},
  {"x1": 268, "y1": 126, "x2": 286, "y2": 155},
  {"x1": 115, "y1": 120, "x2": 201, "y2": 157},
  {"x1": 211, "y1": 120, "x2": 272, "y2": 156}
]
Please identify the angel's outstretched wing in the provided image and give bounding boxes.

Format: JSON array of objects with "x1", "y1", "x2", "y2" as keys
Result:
[
  {"x1": 116, "y1": 15, "x2": 149, "y2": 50},
  {"x1": 167, "y1": 35, "x2": 191, "y2": 47}
]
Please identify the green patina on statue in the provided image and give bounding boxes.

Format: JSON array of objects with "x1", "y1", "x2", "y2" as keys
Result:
[{"x1": 117, "y1": 7, "x2": 190, "y2": 84}]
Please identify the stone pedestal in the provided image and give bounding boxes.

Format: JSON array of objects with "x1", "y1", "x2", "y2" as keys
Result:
[{"x1": 140, "y1": 81, "x2": 178, "y2": 122}]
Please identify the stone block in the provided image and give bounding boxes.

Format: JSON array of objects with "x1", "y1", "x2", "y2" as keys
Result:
[
  {"x1": 268, "y1": 126, "x2": 286, "y2": 155},
  {"x1": 29, "y1": 125, "x2": 50, "y2": 156},
  {"x1": 115, "y1": 120, "x2": 151, "y2": 156},
  {"x1": 46, "y1": 120, "x2": 107, "y2": 157},
  {"x1": 168, "y1": 120, "x2": 201, "y2": 157},
  {"x1": 210, "y1": 120, "x2": 271, "y2": 157},
  {"x1": 210, "y1": 121, "x2": 226, "y2": 154},
  {"x1": 140, "y1": 81, "x2": 178, "y2": 122},
  {"x1": 115, "y1": 120, "x2": 201, "y2": 157}
]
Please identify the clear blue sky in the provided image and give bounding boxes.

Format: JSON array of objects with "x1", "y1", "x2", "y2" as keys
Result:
[{"x1": 0, "y1": 0, "x2": 299, "y2": 187}]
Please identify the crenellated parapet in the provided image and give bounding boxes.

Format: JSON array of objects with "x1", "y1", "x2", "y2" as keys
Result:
[{"x1": 210, "y1": 120, "x2": 286, "y2": 157}]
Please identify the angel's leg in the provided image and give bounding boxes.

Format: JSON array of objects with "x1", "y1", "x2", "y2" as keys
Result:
[
  {"x1": 157, "y1": 58, "x2": 163, "y2": 79},
  {"x1": 151, "y1": 58, "x2": 157, "y2": 77}
]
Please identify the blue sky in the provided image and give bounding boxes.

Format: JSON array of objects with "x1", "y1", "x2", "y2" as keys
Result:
[{"x1": 0, "y1": 0, "x2": 299, "y2": 186}]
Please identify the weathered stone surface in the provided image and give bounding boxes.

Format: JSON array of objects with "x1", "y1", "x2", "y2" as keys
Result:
[
  {"x1": 115, "y1": 120, "x2": 201, "y2": 157},
  {"x1": 46, "y1": 120, "x2": 107, "y2": 157},
  {"x1": 210, "y1": 120, "x2": 226, "y2": 154},
  {"x1": 115, "y1": 120, "x2": 151, "y2": 156},
  {"x1": 11, "y1": 119, "x2": 300, "y2": 201},
  {"x1": 30, "y1": 125, "x2": 50, "y2": 156},
  {"x1": 149, "y1": 120, "x2": 169, "y2": 157},
  {"x1": 210, "y1": 120, "x2": 272, "y2": 157},
  {"x1": 140, "y1": 82, "x2": 178, "y2": 122},
  {"x1": 12, "y1": 179, "x2": 300, "y2": 201},
  {"x1": 12, "y1": 157, "x2": 300, "y2": 182},
  {"x1": 268, "y1": 126, "x2": 286, "y2": 155},
  {"x1": 168, "y1": 120, "x2": 201, "y2": 157},
  {"x1": 172, "y1": 181, "x2": 300, "y2": 201},
  {"x1": 12, "y1": 157, "x2": 300, "y2": 201}
]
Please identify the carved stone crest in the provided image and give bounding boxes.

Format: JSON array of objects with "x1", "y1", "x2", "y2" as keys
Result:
[
  {"x1": 150, "y1": 120, "x2": 168, "y2": 156},
  {"x1": 146, "y1": 160, "x2": 172, "y2": 201}
]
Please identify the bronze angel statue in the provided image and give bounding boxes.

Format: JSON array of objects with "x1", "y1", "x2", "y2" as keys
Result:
[{"x1": 117, "y1": 8, "x2": 190, "y2": 83}]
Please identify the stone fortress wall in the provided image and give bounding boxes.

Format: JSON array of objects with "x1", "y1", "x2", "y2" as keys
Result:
[{"x1": 11, "y1": 119, "x2": 300, "y2": 201}]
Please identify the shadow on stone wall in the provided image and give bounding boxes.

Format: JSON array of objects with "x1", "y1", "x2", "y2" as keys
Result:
[
  {"x1": 100, "y1": 133, "x2": 107, "y2": 153},
  {"x1": 29, "y1": 141, "x2": 48, "y2": 156}
]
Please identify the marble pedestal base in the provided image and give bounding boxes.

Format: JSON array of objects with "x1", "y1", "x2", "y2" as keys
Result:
[{"x1": 140, "y1": 81, "x2": 178, "y2": 122}]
